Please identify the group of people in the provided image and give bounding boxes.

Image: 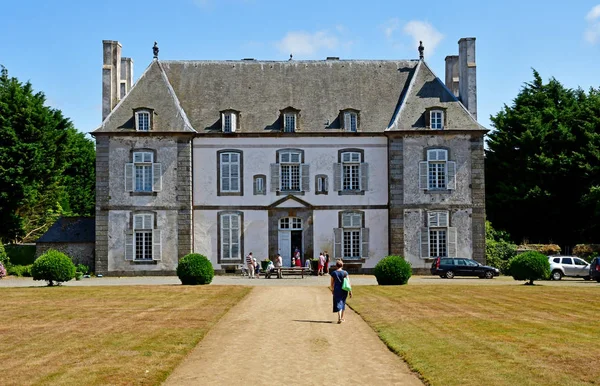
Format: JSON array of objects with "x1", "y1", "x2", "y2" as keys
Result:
[{"x1": 318, "y1": 251, "x2": 330, "y2": 276}]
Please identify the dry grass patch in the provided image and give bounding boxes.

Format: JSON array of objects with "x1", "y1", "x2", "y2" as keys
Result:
[
  {"x1": 350, "y1": 285, "x2": 600, "y2": 386},
  {"x1": 0, "y1": 285, "x2": 250, "y2": 385}
]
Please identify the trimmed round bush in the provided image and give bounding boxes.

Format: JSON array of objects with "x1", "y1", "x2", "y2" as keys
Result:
[
  {"x1": 31, "y1": 250, "x2": 76, "y2": 286},
  {"x1": 177, "y1": 254, "x2": 214, "y2": 285},
  {"x1": 507, "y1": 250, "x2": 550, "y2": 285},
  {"x1": 373, "y1": 255, "x2": 412, "y2": 285}
]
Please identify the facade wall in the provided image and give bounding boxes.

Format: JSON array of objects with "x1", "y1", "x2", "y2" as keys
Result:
[
  {"x1": 36, "y1": 243, "x2": 95, "y2": 269},
  {"x1": 192, "y1": 136, "x2": 388, "y2": 207}
]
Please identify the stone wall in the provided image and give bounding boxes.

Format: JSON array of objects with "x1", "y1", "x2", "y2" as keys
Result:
[{"x1": 36, "y1": 243, "x2": 95, "y2": 270}]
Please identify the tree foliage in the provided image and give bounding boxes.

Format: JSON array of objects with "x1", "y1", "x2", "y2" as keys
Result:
[
  {"x1": 486, "y1": 70, "x2": 600, "y2": 248},
  {"x1": 0, "y1": 66, "x2": 95, "y2": 242}
]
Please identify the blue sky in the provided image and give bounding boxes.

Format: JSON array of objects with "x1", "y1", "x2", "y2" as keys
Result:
[{"x1": 2, "y1": 0, "x2": 599, "y2": 135}]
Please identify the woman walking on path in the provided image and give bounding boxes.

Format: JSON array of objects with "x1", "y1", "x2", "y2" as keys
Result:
[{"x1": 330, "y1": 259, "x2": 352, "y2": 323}]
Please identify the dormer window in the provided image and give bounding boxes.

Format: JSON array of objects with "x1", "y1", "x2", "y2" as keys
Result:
[
  {"x1": 341, "y1": 109, "x2": 359, "y2": 132},
  {"x1": 135, "y1": 110, "x2": 151, "y2": 131},
  {"x1": 280, "y1": 107, "x2": 300, "y2": 133},
  {"x1": 431, "y1": 110, "x2": 444, "y2": 129},
  {"x1": 221, "y1": 110, "x2": 239, "y2": 133}
]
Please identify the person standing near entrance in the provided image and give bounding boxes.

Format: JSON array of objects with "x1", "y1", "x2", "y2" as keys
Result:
[
  {"x1": 318, "y1": 252, "x2": 326, "y2": 275},
  {"x1": 324, "y1": 251, "x2": 330, "y2": 275},
  {"x1": 246, "y1": 252, "x2": 255, "y2": 279},
  {"x1": 330, "y1": 259, "x2": 352, "y2": 323}
]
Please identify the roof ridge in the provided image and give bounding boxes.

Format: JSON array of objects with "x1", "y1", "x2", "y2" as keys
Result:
[{"x1": 386, "y1": 60, "x2": 422, "y2": 130}]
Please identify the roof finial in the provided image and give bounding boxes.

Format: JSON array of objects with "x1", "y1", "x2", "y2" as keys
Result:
[
  {"x1": 418, "y1": 41, "x2": 424, "y2": 60},
  {"x1": 289, "y1": 53, "x2": 293, "y2": 61},
  {"x1": 153, "y1": 42, "x2": 159, "y2": 60}
]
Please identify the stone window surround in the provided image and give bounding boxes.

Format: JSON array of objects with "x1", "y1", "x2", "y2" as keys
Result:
[
  {"x1": 253, "y1": 174, "x2": 267, "y2": 195},
  {"x1": 128, "y1": 148, "x2": 158, "y2": 196},
  {"x1": 133, "y1": 107, "x2": 154, "y2": 131},
  {"x1": 420, "y1": 146, "x2": 456, "y2": 193},
  {"x1": 315, "y1": 174, "x2": 328, "y2": 195},
  {"x1": 279, "y1": 107, "x2": 301, "y2": 132},
  {"x1": 217, "y1": 149, "x2": 244, "y2": 196},
  {"x1": 127, "y1": 210, "x2": 158, "y2": 265},
  {"x1": 421, "y1": 210, "x2": 457, "y2": 259},
  {"x1": 334, "y1": 210, "x2": 368, "y2": 261},
  {"x1": 217, "y1": 211, "x2": 244, "y2": 264},
  {"x1": 424, "y1": 106, "x2": 447, "y2": 130},
  {"x1": 337, "y1": 148, "x2": 365, "y2": 196},
  {"x1": 339, "y1": 108, "x2": 360, "y2": 132},
  {"x1": 274, "y1": 148, "x2": 306, "y2": 196},
  {"x1": 220, "y1": 109, "x2": 240, "y2": 133}
]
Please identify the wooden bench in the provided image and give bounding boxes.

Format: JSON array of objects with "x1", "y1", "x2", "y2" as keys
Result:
[{"x1": 266, "y1": 267, "x2": 311, "y2": 279}]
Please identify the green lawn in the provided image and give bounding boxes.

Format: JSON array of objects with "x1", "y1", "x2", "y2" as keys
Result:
[
  {"x1": 349, "y1": 285, "x2": 600, "y2": 386},
  {"x1": 0, "y1": 285, "x2": 250, "y2": 386}
]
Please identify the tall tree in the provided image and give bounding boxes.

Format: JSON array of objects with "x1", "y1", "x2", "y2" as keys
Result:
[
  {"x1": 0, "y1": 66, "x2": 95, "y2": 242},
  {"x1": 486, "y1": 70, "x2": 600, "y2": 248}
]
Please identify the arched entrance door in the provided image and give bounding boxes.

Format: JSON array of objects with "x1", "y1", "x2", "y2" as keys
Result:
[{"x1": 278, "y1": 217, "x2": 302, "y2": 266}]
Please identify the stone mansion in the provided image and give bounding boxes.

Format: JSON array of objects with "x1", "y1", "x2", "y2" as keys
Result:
[{"x1": 92, "y1": 38, "x2": 486, "y2": 275}]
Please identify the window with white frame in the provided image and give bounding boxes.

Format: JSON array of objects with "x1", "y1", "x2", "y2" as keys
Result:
[
  {"x1": 342, "y1": 152, "x2": 360, "y2": 190},
  {"x1": 343, "y1": 111, "x2": 358, "y2": 132},
  {"x1": 125, "y1": 213, "x2": 161, "y2": 262},
  {"x1": 421, "y1": 211, "x2": 456, "y2": 259},
  {"x1": 280, "y1": 151, "x2": 301, "y2": 191},
  {"x1": 219, "y1": 152, "x2": 241, "y2": 194},
  {"x1": 333, "y1": 211, "x2": 369, "y2": 260},
  {"x1": 284, "y1": 113, "x2": 296, "y2": 132},
  {"x1": 430, "y1": 110, "x2": 444, "y2": 129},
  {"x1": 135, "y1": 110, "x2": 150, "y2": 131},
  {"x1": 279, "y1": 217, "x2": 302, "y2": 230},
  {"x1": 333, "y1": 150, "x2": 368, "y2": 194},
  {"x1": 316, "y1": 175, "x2": 328, "y2": 194},
  {"x1": 221, "y1": 111, "x2": 237, "y2": 133},
  {"x1": 419, "y1": 149, "x2": 456, "y2": 191},
  {"x1": 125, "y1": 151, "x2": 162, "y2": 193},
  {"x1": 220, "y1": 213, "x2": 241, "y2": 261},
  {"x1": 253, "y1": 175, "x2": 266, "y2": 195}
]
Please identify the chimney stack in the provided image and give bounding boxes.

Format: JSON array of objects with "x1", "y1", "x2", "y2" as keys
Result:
[
  {"x1": 102, "y1": 41, "x2": 133, "y2": 121},
  {"x1": 444, "y1": 55, "x2": 459, "y2": 97},
  {"x1": 120, "y1": 57, "x2": 133, "y2": 100},
  {"x1": 458, "y1": 37, "x2": 477, "y2": 120}
]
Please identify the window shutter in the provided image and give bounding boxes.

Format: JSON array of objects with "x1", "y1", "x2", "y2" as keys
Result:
[
  {"x1": 360, "y1": 163, "x2": 369, "y2": 191},
  {"x1": 344, "y1": 112, "x2": 351, "y2": 131},
  {"x1": 301, "y1": 164, "x2": 310, "y2": 192},
  {"x1": 447, "y1": 227, "x2": 457, "y2": 257},
  {"x1": 152, "y1": 163, "x2": 162, "y2": 192},
  {"x1": 125, "y1": 163, "x2": 134, "y2": 192},
  {"x1": 425, "y1": 110, "x2": 431, "y2": 128},
  {"x1": 447, "y1": 161, "x2": 456, "y2": 190},
  {"x1": 231, "y1": 113, "x2": 237, "y2": 132},
  {"x1": 439, "y1": 212, "x2": 449, "y2": 227},
  {"x1": 334, "y1": 228, "x2": 342, "y2": 259},
  {"x1": 153, "y1": 229, "x2": 162, "y2": 261},
  {"x1": 270, "y1": 163, "x2": 279, "y2": 192},
  {"x1": 333, "y1": 163, "x2": 342, "y2": 191},
  {"x1": 361, "y1": 228, "x2": 369, "y2": 258},
  {"x1": 125, "y1": 230, "x2": 134, "y2": 261},
  {"x1": 253, "y1": 177, "x2": 258, "y2": 195},
  {"x1": 419, "y1": 161, "x2": 428, "y2": 190},
  {"x1": 420, "y1": 227, "x2": 430, "y2": 258}
]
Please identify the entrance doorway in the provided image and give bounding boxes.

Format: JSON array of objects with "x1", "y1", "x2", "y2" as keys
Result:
[{"x1": 278, "y1": 217, "x2": 303, "y2": 267}]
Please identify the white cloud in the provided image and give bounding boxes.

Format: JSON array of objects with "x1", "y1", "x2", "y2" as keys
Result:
[
  {"x1": 382, "y1": 18, "x2": 400, "y2": 39},
  {"x1": 402, "y1": 20, "x2": 444, "y2": 57},
  {"x1": 585, "y1": 4, "x2": 600, "y2": 44},
  {"x1": 275, "y1": 31, "x2": 339, "y2": 57}
]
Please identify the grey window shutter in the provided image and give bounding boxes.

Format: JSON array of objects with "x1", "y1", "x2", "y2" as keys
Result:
[
  {"x1": 420, "y1": 227, "x2": 429, "y2": 258},
  {"x1": 153, "y1": 229, "x2": 162, "y2": 261},
  {"x1": 344, "y1": 112, "x2": 351, "y2": 131},
  {"x1": 152, "y1": 163, "x2": 162, "y2": 192},
  {"x1": 333, "y1": 163, "x2": 342, "y2": 191},
  {"x1": 270, "y1": 163, "x2": 279, "y2": 192},
  {"x1": 447, "y1": 227, "x2": 457, "y2": 257},
  {"x1": 360, "y1": 163, "x2": 369, "y2": 191},
  {"x1": 447, "y1": 161, "x2": 456, "y2": 190},
  {"x1": 125, "y1": 163, "x2": 134, "y2": 192},
  {"x1": 334, "y1": 228, "x2": 342, "y2": 258},
  {"x1": 125, "y1": 230, "x2": 134, "y2": 261},
  {"x1": 301, "y1": 164, "x2": 310, "y2": 192},
  {"x1": 361, "y1": 228, "x2": 369, "y2": 258},
  {"x1": 419, "y1": 161, "x2": 428, "y2": 190}
]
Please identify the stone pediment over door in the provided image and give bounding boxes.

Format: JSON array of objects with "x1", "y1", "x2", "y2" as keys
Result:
[{"x1": 269, "y1": 195, "x2": 313, "y2": 209}]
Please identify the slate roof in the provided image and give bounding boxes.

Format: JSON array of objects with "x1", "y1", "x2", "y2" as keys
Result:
[
  {"x1": 94, "y1": 57, "x2": 484, "y2": 134},
  {"x1": 37, "y1": 217, "x2": 95, "y2": 243}
]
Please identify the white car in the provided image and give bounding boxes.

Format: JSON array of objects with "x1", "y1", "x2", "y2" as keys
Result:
[{"x1": 548, "y1": 256, "x2": 591, "y2": 280}]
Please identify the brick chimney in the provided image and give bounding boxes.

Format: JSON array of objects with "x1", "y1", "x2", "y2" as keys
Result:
[{"x1": 458, "y1": 37, "x2": 477, "y2": 120}]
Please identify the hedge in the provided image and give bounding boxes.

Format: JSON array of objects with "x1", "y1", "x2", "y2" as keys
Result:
[{"x1": 5, "y1": 244, "x2": 37, "y2": 265}]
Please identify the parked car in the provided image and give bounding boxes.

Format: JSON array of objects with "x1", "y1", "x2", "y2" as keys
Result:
[
  {"x1": 430, "y1": 257, "x2": 500, "y2": 279},
  {"x1": 589, "y1": 257, "x2": 600, "y2": 283},
  {"x1": 548, "y1": 256, "x2": 590, "y2": 280}
]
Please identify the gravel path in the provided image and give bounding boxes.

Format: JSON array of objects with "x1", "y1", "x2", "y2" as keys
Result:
[{"x1": 163, "y1": 286, "x2": 423, "y2": 386}]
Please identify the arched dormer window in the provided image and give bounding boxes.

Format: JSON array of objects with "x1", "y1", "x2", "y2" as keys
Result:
[
  {"x1": 220, "y1": 109, "x2": 240, "y2": 133},
  {"x1": 133, "y1": 108, "x2": 153, "y2": 131},
  {"x1": 280, "y1": 107, "x2": 300, "y2": 132},
  {"x1": 339, "y1": 109, "x2": 360, "y2": 132}
]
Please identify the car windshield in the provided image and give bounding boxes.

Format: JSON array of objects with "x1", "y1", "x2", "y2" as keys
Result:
[{"x1": 465, "y1": 260, "x2": 479, "y2": 267}]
